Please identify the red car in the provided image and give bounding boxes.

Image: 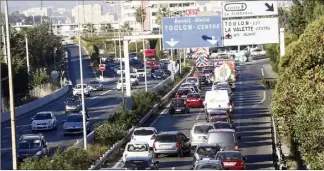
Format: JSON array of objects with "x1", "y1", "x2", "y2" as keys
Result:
[
  {"x1": 215, "y1": 151, "x2": 247, "y2": 170},
  {"x1": 186, "y1": 93, "x2": 203, "y2": 108}
]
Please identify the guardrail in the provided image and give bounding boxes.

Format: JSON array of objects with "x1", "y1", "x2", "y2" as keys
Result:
[
  {"x1": 1, "y1": 85, "x2": 71, "y2": 123},
  {"x1": 71, "y1": 64, "x2": 181, "y2": 149},
  {"x1": 88, "y1": 66, "x2": 194, "y2": 170}
]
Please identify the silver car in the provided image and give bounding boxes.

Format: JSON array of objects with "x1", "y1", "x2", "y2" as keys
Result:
[
  {"x1": 153, "y1": 131, "x2": 191, "y2": 158},
  {"x1": 193, "y1": 143, "x2": 222, "y2": 166},
  {"x1": 207, "y1": 129, "x2": 241, "y2": 151},
  {"x1": 63, "y1": 114, "x2": 90, "y2": 136},
  {"x1": 193, "y1": 159, "x2": 224, "y2": 170},
  {"x1": 88, "y1": 81, "x2": 103, "y2": 91}
]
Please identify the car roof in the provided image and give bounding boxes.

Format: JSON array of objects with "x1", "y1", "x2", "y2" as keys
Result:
[
  {"x1": 208, "y1": 129, "x2": 235, "y2": 133},
  {"x1": 125, "y1": 156, "x2": 151, "y2": 161},
  {"x1": 126, "y1": 141, "x2": 149, "y2": 145},
  {"x1": 20, "y1": 134, "x2": 43, "y2": 140},
  {"x1": 197, "y1": 143, "x2": 220, "y2": 148},
  {"x1": 158, "y1": 131, "x2": 179, "y2": 135},
  {"x1": 193, "y1": 122, "x2": 213, "y2": 126},
  {"x1": 197, "y1": 159, "x2": 222, "y2": 164},
  {"x1": 211, "y1": 121, "x2": 230, "y2": 124},
  {"x1": 36, "y1": 111, "x2": 52, "y2": 115},
  {"x1": 134, "y1": 127, "x2": 156, "y2": 131}
]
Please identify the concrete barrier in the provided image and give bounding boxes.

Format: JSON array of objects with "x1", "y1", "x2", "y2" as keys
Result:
[{"x1": 1, "y1": 85, "x2": 71, "y2": 123}]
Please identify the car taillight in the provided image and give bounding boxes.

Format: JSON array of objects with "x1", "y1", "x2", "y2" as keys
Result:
[
  {"x1": 176, "y1": 141, "x2": 180, "y2": 148},
  {"x1": 131, "y1": 135, "x2": 134, "y2": 140},
  {"x1": 150, "y1": 135, "x2": 156, "y2": 140},
  {"x1": 235, "y1": 161, "x2": 244, "y2": 167}
]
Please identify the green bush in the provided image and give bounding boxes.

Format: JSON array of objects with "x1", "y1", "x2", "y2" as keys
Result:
[
  {"x1": 113, "y1": 110, "x2": 138, "y2": 129},
  {"x1": 132, "y1": 91, "x2": 161, "y2": 117},
  {"x1": 94, "y1": 121, "x2": 127, "y2": 146},
  {"x1": 261, "y1": 78, "x2": 277, "y2": 89}
]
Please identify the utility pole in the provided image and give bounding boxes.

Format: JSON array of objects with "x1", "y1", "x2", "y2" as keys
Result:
[
  {"x1": 4, "y1": 0, "x2": 18, "y2": 169},
  {"x1": 142, "y1": 8, "x2": 147, "y2": 92},
  {"x1": 2, "y1": 25, "x2": 7, "y2": 63},
  {"x1": 25, "y1": 35, "x2": 30, "y2": 73},
  {"x1": 40, "y1": 0, "x2": 43, "y2": 24},
  {"x1": 117, "y1": 4, "x2": 125, "y2": 109},
  {"x1": 77, "y1": 0, "x2": 87, "y2": 151}
]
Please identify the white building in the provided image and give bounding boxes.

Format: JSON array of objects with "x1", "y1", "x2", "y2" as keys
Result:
[
  {"x1": 22, "y1": 7, "x2": 52, "y2": 17},
  {"x1": 72, "y1": 4, "x2": 103, "y2": 24},
  {"x1": 119, "y1": 1, "x2": 143, "y2": 32}
]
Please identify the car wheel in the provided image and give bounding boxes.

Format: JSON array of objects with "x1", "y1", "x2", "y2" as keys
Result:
[
  {"x1": 154, "y1": 153, "x2": 159, "y2": 158},
  {"x1": 178, "y1": 148, "x2": 184, "y2": 157}
]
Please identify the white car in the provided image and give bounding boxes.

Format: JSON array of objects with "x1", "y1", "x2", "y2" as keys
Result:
[
  {"x1": 73, "y1": 84, "x2": 90, "y2": 97},
  {"x1": 130, "y1": 74, "x2": 139, "y2": 86},
  {"x1": 117, "y1": 68, "x2": 124, "y2": 75},
  {"x1": 122, "y1": 141, "x2": 153, "y2": 162},
  {"x1": 116, "y1": 78, "x2": 132, "y2": 90},
  {"x1": 136, "y1": 69, "x2": 146, "y2": 78},
  {"x1": 31, "y1": 111, "x2": 57, "y2": 131},
  {"x1": 186, "y1": 77, "x2": 200, "y2": 87},
  {"x1": 131, "y1": 127, "x2": 158, "y2": 147},
  {"x1": 250, "y1": 48, "x2": 266, "y2": 56},
  {"x1": 180, "y1": 83, "x2": 201, "y2": 93}
]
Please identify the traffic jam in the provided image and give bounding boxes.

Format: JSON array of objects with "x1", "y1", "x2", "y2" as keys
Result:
[{"x1": 117, "y1": 54, "x2": 247, "y2": 170}]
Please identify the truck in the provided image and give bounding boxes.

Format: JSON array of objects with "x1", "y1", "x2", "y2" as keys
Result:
[
  {"x1": 213, "y1": 59, "x2": 237, "y2": 90},
  {"x1": 144, "y1": 49, "x2": 159, "y2": 70}
]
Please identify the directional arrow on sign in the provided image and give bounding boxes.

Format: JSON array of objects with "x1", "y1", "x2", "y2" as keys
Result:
[
  {"x1": 265, "y1": 3, "x2": 274, "y2": 11},
  {"x1": 165, "y1": 38, "x2": 179, "y2": 47},
  {"x1": 207, "y1": 36, "x2": 219, "y2": 45}
]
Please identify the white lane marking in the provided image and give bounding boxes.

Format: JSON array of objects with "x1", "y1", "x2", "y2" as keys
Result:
[
  {"x1": 261, "y1": 67, "x2": 264, "y2": 77},
  {"x1": 196, "y1": 110, "x2": 203, "y2": 120},
  {"x1": 253, "y1": 90, "x2": 266, "y2": 107},
  {"x1": 113, "y1": 159, "x2": 123, "y2": 168},
  {"x1": 4, "y1": 124, "x2": 30, "y2": 129},
  {"x1": 171, "y1": 167, "x2": 176, "y2": 170},
  {"x1": 89, "y1": 90, "x2": 112, "y2": 100}
]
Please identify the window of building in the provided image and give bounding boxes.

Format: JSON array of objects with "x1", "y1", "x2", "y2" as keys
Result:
[
  {"x1": 152, "y1": 12, "x2": 157, "y2": 16},
  {"x1": 183, "y1": 3, "x2": 190, "y2": 7}
]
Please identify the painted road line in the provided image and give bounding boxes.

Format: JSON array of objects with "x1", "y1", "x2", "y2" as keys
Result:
[
  {"x1": 89, "y1": 90, "x2": 112, "y2": 100},
  {"x1": 261, "y1": 66, "x2": 264, "y2": 77},
  {"x1": 4, "y1": 124, "x2": 30, "y2": 129},
  {"x1": 252, "y1": 91, "x2": 266, "y2": 107},
  {"x1": 171, "y1": 167, "x2": 176, "y2": 170}
]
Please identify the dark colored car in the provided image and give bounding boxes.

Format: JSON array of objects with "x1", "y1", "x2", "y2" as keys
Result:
[
  {"x1": 152, "y1": 70, "x2": 166, "y2": 79},
  {"x1": 198, "y1": 75, "x2": 209, "y2": 86},
  {"x1": 169, "y1": 98, "x2": 190, "y2": 115},
  {"x1": 122, "y1": 156, "x2": 159, "y2": 170},
  {"x1": 163, "y1": 69, "x2": 171, "y2": 77},
  {"x1": 193, "y1": 144, "x2": 222, "y2": 166},
  {"x1": 64, "y1": 98, "x2": 81, "y2": 113},
  {"x1": 153, "y1": 131, "x2": 191, "y2": 158},
  {"x1": 17, "y1": 134, "x2": 49, "y2": 163}
]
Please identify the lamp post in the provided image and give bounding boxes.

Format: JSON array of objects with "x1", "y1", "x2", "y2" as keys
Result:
[{"x1": 77, "y1": 0, "x2": 88, "y2": 150}]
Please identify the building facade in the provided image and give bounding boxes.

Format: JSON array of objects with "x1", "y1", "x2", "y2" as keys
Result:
[
  {"x1": 22, "y1": 7, "x2": 52, "y2": 17},
  {"x1": 72, "y1": 4, "x2": 103, "y2": 24}
]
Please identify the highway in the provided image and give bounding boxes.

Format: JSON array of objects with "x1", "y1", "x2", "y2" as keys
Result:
[
  {"x1": 1, "y1": 45, "x2": 164, "y2": 170},
  {"x1": 113, "y1": 59, "x2": 274, "y2": 170}
]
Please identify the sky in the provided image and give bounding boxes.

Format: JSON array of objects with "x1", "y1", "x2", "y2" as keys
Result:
[{"x1": 2, "y1": 1, "x2": 112, "y2": 12}]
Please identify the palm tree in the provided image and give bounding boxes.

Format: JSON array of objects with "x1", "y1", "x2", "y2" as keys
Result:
[
  {"x1": 83, "y1": 23, "x2": 96, "y2": 37},
  {"x1": 100, "y1": 23, "x2": 113, "y2": 34},
  {"x1": 135, "y1": 7, "x2": 146, "y2": 31},
  {"x1": 121, "y1": 22, "x2": 133, "y2": 36}
]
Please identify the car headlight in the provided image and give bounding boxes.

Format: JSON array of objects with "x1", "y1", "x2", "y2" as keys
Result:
[
  {"x1": 32, "y1": 122, "x2": 36, "y2": 126},
  {"x1": 35, "y1": 151, "x2": 42, "y2": 156}
]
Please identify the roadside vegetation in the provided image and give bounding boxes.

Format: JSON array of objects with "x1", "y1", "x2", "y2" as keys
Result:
[
  {"x1": 20, "y1": 64, "x2": 193, "y2": 170},
  {"x1": 0, "y1": 23, "x2": 65, "y2": 108},
  {"x1": 267, "y1": 0, "x2": 324, "y2": 169}
]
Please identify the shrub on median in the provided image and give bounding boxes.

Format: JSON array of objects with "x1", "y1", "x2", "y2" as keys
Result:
[
  {"x1": 132, "y1": 90, "x2": 161, "y2": 117},
  {"x1": 94, "y1": 121, "x2": 127, "y2": 146}
]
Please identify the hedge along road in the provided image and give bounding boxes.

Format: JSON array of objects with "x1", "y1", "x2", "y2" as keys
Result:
[
  {"x1": 113, "y1": 59, "x2": 275, "y2": 170},
  {"x1": 1, "y1": 44, "x2": 164, "y2": 170}
]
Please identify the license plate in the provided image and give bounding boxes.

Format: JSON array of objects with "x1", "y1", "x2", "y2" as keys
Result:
[
  {"x1": 223, "y1": 162, "x2": 236, "y2": 166},
  {"x1": 160, "y1": 145, "x2": 171, "y2": 148},
  {"x1": 176, "y1": 109, "x2": 181, "y2": 111}
]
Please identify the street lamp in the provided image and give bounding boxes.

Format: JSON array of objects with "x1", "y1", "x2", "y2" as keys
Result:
[{"x1": 77, "y1": 0, "x2": 88, "y2": 151}]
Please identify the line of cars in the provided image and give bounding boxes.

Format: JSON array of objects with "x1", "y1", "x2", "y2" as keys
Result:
[{"x1": 108, "y1": 64, "x2": 246, "y2": 170}]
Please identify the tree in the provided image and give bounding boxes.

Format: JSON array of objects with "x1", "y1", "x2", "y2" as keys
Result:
[
  {"x1": 271, "y1": 16, "x2": 324, "y2": 169},
  {"x1": 83, "y1": 23, "x2": 96, "y2": 36},
  {"x1": 100, "y1": 23, "x2": 113, "y2": 34},
  {"x1": 135, "y1": 7, "x2": 146, "y2": 31},
  {"x1": 121, "y1": 22, "x2": 133, "y2": 35},
  {"x1": 156, "y1": 7, "x2": 171, "y2": 34}
]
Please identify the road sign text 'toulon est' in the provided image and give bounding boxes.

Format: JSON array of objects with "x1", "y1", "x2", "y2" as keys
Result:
[{"x1": 162, "y1": 15, "x2": 223, "y2": 49}]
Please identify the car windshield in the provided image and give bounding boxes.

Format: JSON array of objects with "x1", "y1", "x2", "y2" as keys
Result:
[
  {"x1": 34, "y1": 113, "x2": 52, "y2": 120},
  {"x1": 187, "y1": 78, "x2": 197, "y2": 83},
  {"x1": 172, "y1": 99, "x2": 185, "y2": 107},
  {"x1": 213, "y1": 122, "x2": 232, "y2": 129},
  {"x1": 124, "y1": 160, "x2": 149, "y2": 168},
  {"x1": 118, "y1": 79, "x2": 126, "y2": 83},
  {"x1": 66, "y1": 115, "x2": 82, "y2": 122},
  {"x1": 209, "y1": 132, "x2": 235, "y2": 144},
  {"x1": 147, "y1": 58, "x2": 156, "y2": 61},
  {"x1": 154, "y1": 71, "x2": 163, "y2": 76},
  {"x1": 134, "y1": 129, "x2": 154, "y2": 136},
  {"x1": 137, "y1": 69, "x2": 144, "y2": 72},
  {"x1": 177, "y1": 90, "x2": 191, "y2": 95},
  {"x1": 198, "y1": 76, "x2": 206, "y2": 80},
  {"x1": 127, "y1": 144, "x2": 148, "y2": 152},
  {"x1": 197, "y1": 147, "x2": 220, "y2": 156},
  {"x1": 130, "y1": 75, "x2": 137, "y2": 78},
  {"x1": 196, "y1": 164, "x2": 223, "y2": 170},
  {"x1": 204, "y1": 66, "x2": 214, "y2": 70},
  {"x1": 187, "y1": 94, "x2": 200, "y2": 98},
  {"x1": 194, "y1": 125, "x2": 214, "y2": 134},
  {"x1": 18, "y1": 139, "x2": 41, "y2": 149},
  {"x1": 156, "y1": 134, "x2": 176, "y2": 142},
  {"x1": 203, "y1": 69, "x2": 213, "y2": 74},
  {"x1": 216, "y1": 152, "x2": 242, "y2": 160},
  {"x1": 75, "y1": 85, "x2": 86, "y2": 89},
  {"x1": 197, "y1": 67, "x2": 204, "y2": 71}
]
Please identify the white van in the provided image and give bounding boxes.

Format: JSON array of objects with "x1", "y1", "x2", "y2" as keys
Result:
[{"x1": 203, "y1": 90, "x2": 232, "y2": 114}]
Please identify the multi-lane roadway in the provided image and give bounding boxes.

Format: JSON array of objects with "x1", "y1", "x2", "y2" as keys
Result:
[
  {"x1": 113, "y1": 59, "x2": 274, "y2": 170},
  {"x1": 1, "y1": 45, "x2": 164, "y2": 169}
]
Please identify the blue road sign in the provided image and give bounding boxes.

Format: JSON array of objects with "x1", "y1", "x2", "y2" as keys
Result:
[{"x1": 162, "y1": 15, "x2": 223, "y2": 49}]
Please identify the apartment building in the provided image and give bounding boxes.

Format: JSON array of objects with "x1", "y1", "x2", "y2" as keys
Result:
[
  {"x1": 72, "y1": 4, "x2": 103, "y2": 24},
  {"x1": 22, "y1": 7, "x2": 52, "y2": 17}
]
